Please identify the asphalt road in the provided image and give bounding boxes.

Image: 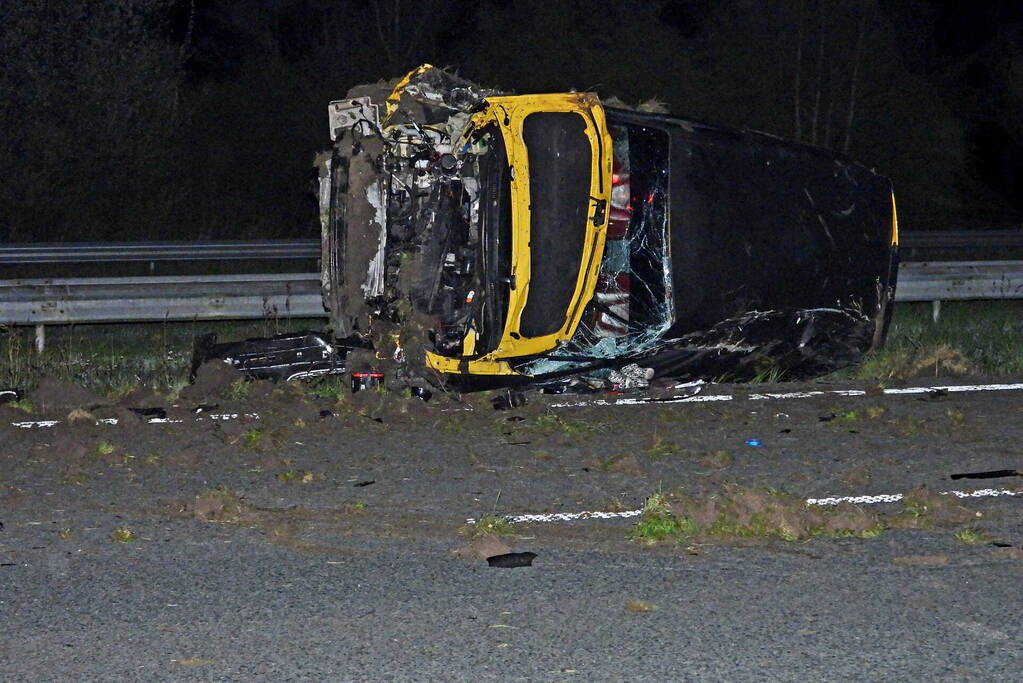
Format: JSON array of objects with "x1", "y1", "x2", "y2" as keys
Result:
[{"x1": 2, "y1": 377, "x2": 1022, "y2": 680}]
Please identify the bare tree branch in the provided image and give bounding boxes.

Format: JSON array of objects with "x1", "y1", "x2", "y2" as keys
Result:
[{"x1": 843, "y1": 1, "x2": 870, "y2": 154}]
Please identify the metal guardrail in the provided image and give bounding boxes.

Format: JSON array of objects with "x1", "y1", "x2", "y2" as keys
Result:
[
  {"x1": 0, "y1": 239, "x2": 319, "y2": 264},
  {"x1": 1, "y1": 263, "x2": 1020, "y2": 328},
  {"x1": 0, "y1": 231, "x2": 1017, "y2": 265},
  {"x1": 899, "y1": 230, "x2": 1023, "y2": 250},
  {"x1": 896, "y1": 261, "x2": 1023, "y2": 303},
  {"x1": 0, "y1": 273, "x2": 324, "y2": 325},
  {"x1": 2, "y1": 234, "x2": 1017, "y2": 351}
]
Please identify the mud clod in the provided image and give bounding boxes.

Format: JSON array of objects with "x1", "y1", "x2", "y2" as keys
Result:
[
  {"x1": 455, "y1": 533, "x2": 512, "y2": 561},
  {"x1": 888, "y1": 487, "x2": 979, "y2": 528},
  {"x1": 189, "y1": 487, "x2": 255, "y2": 524},
  {"x1": 29, "y1": 376, "x2": 106, "y2": 414},
  {"x1": 179, "y1": 362, "x2": 245, "y2": 403}
]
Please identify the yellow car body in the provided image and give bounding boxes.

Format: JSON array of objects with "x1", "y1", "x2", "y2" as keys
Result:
[{"x1": 425, "y1": 93, "x2": 613, "y2": 377}]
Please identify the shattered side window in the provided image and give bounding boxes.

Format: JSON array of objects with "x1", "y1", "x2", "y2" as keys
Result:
[{"x1": 518, "y1": 121, "x2": 673, "y2": 376}]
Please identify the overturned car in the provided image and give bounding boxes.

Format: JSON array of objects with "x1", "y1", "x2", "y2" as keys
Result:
[{"x1": 309, "y1": 65, "x2": 898, "y2": 392}]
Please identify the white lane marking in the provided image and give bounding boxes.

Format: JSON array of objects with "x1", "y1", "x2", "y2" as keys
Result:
[
  {"x1": 11, "y1": 413, "x2": 259, "y2": 429},
  {"x1": 467, "y1": 488, "x2": 1021, "y2": 525},
  {"x1": 10, "y1": 382, "x2": 1023, "y2": 428},
  {"x1": 551, "y1": 382, "x2": 1023, "y2": 408},
  {"x1": 809, "y1": 488, "x2": 1022, "y2": 505}
]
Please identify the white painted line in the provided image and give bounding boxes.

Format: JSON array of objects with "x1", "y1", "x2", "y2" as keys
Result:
[
  {"x1": 11, "y1": 412, "x2": 259, "y2": 429},
  {"x1": 808, "y1": 488, "x2": 1022, "y2": 506},
  {"x1": 9, "y1": 382, "x2": 1023, "y2": 428},
  {"x1": 551, "y1": 382, "x2": 1023, "y2": 408},
  {"x1": 468, "y1": 488, "x2": 1022, "y2": 525}
]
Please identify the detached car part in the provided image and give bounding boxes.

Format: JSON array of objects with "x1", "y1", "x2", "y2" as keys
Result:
[{"x1": 190, "y1": 331, "x2": 347, "y2": 383}]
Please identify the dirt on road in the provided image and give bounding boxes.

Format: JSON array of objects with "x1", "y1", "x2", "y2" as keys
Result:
[{"x1": 2, "y1": 374, "x2": 1022, "y2": 563}]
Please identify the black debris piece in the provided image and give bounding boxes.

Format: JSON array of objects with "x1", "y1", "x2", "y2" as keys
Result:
[
  {"x1": 0, "y1": 389, "x2": 21, "y2": 404},
  {"x1": 950, "y1": 469, "x2": 1020, "y2": 480},
  {"x1": 919, "y1": 388, "x2": 949, "y2": 401},
  {"x1": 487, "y1": 552, "x2": 538, "y2": 568},
  {"x1": 129, "y1": 407, "x2": 167, "y2": 420},
  {"x1": 491, "y1": 390, "x2": 527, "y2": 411},
  {"x1": 353, "y1": 480, "x2": 375, "y2": 487},
  {"x1": 191, "y1": 331, "x2": 350, "y2": 383}
]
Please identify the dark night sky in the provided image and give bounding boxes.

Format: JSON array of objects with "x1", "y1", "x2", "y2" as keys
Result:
[{"x1": 1, "y1": 0, "x2": 1020, "y2": 242}]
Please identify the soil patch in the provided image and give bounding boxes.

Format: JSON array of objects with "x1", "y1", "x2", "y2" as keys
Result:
[
  {"x1": 178, "y1": 361, "x2": 244, "y2": 403},
  {"x1": 887, "y1": 487, "x2": 980, "y2": 529},
  {"x1": 664, "y1": 485, "x2": 884, "y2": 542},
  {"x1": 28, "y1": 376, "x2": 107, "y2": 414},
  {"x1": 454, "y1": 533, "x2": 513, "y2": 561}
]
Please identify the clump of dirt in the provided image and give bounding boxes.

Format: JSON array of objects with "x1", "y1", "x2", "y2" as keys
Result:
[
  {"x1": 343, "y1": 386, "x2": 435, "y2": 424},
  {"x1": 841, "y1": 464, "x2": 872, "y2": 488},
  {"x1": 178, "y1": 361, "x2": 244, "y2": 403},
  {"x1": 633, "y1": 483, "x2": 984, "y2": 546},
  {"x1": 187, "y1": 487, "x2": 259, "y2": 524},
  {"x1": 871, "y1": 344, "x2": 972, "y2": 380},
  {"x1": 888, "y1": 487, "x2": 979, "y2": 529},
  {"x1": 698, "y1": 450, "x2": 732, "y2": 470},
  {"x1": 893, "y1": 554, "x2": 950, "y2": 567},
  {"x1": 693, "y1": 486, "x2": 883, "y2": 540},
  {"x1": 28, "y1": 376, "x2": 107, "y2": 414},
  {"x1": 115, "y1": 386, "x2": 165, "y2": 408},
  {"x1": 635, "y1": 485, "x2": 885, "y2": 543},
  {"x1": 906, "y1": 345, "x2": 971, "y2": 377},
  {"x1": 454, "y1": 533, "x2": 512, "y2": 561},
  {"x1": 587, "y1": 454, "x2": 643, "y2": 475},
  {"x1": 48, "y1": 431, "x2": 91, "y2": 461},
  {"x1": 0, "y1": 404, "x2": 31, "y2": 422}
]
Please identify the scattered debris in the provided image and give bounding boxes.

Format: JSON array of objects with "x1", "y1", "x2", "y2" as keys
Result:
[
  {"x1": 893, "y1": 554, "x2": 949, "y2": 567},
  {"x1": 350, "y1": 371, "x2": 385, "y2": 392},
  {"x1": 491, "y1": 390, "x2": 527, "y2": 411},
  {"x1": 950, "y1": 469, "x2": 1020, "y2": 480},
  {"x1": 110, "y1": 527, "x2": 135, "y2": 543},
  {"x1": 129, "y1": 407, "x2": 167, "y2": 420},
  {"x1": 486, "y1": 552, "x2": 538, "y2": 568},
  {"x1": 625, "y1": 600, "x2": 658, "y2": 613}
]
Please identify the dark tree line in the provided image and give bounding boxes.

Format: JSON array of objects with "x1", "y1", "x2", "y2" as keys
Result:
[{"x1": 1, "y1": 0, "x2": 1020, "y2": 243}]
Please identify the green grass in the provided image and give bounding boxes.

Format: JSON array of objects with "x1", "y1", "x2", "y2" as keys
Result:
[
  {"x1": 2, "y1": 301, "x2": 1020, "y2": 398},
  {"x1": 0, "y1": 317, "x2": 325, "y2": 397},
  {"x1": 467, "y1": 514, "x2": 517, "y2": 538},
  {"x1": 646, "y1": 436, "x2": 682, "y2": 460},
  {"x1": 628, "y1": 493, "x2": 697, "y2": 543},
  {"x1": 831, "y1": 301, "x2": 1023, "y2": 380},
  {"x1": 954, "y1": 527, "x2": 990, "y2": 545}
]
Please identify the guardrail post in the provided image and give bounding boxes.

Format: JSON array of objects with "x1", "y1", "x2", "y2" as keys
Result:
[
  {"x1": 931, "y1": 300, "x2": 941, "y2": 323},
  {"x1": 35, "y1": 324, "x2": 45, "y2": 353}
]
